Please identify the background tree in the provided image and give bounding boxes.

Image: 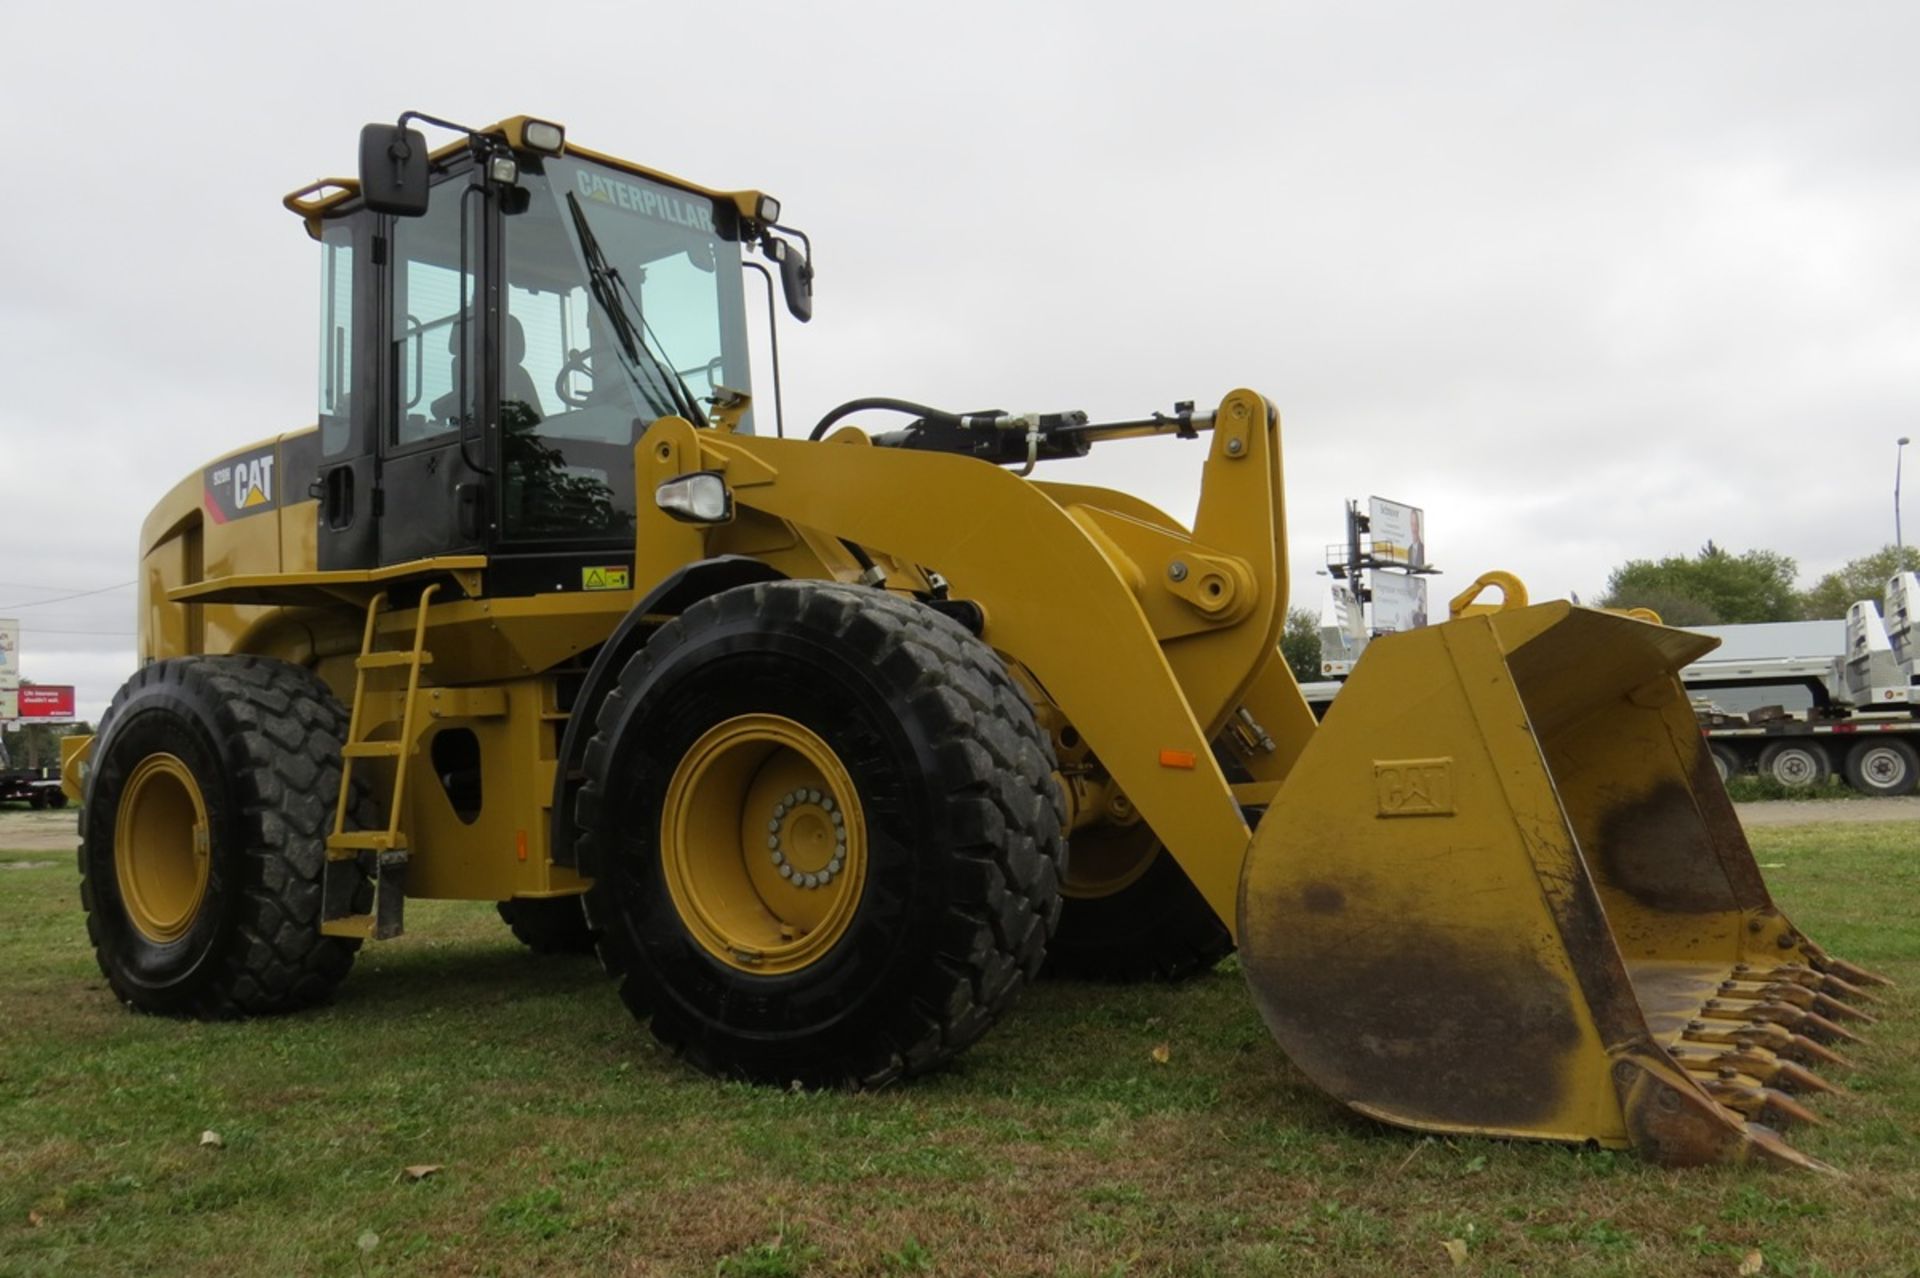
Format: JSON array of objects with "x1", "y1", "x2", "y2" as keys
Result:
[
  {"x1": 1281, "y1": 607, "x2": 1322, "y2": 682},
  {"x1": 1599, "y1": 541, "x2": 1801, "y2": 624},
  {"x1": 1799, "y1": 544, "x2": 1912, "y2": 619}
]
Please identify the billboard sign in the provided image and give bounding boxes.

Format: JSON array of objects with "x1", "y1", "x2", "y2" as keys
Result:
[
  {"x1": 17, "y1": 685, "x2": 76, "y2": 719},
  {"x1": 0, "y1": 618, "x2": 17, "y2": 680},
  {"x1": 0, "y1": 685, "x2": 14, "y2": 721},
  {"x1": 1367, "y1": 497, "x2": 1427, "y2": 569},
  {"x1": 1372, "y1": 572, "x2": 1430, "y2": 634}
]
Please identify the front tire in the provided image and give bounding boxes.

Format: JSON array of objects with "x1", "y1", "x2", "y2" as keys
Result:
[
  {"x1": 576, "y1": 581, "x2": 1064, "y2": 1087},
  {"x1": 79, "y1": 656, "x2": 366, "y2": 1017}
]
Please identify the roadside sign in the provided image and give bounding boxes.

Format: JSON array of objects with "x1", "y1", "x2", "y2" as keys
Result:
[
  {"x1": 17, "y1": 686, "x2": 76, "y2": 719},
  {"x1": 1372, "y1": 572, "x2": 1430, "y2": 633},
  {"x1": 0, "y1": 619, "x2": 17, "y2": 680},
  {"x1": 1366, "y1": 498, "x2": 1427, "y2": 569}
]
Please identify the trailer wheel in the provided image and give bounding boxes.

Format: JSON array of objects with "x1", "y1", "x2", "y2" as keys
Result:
[
  {"x1": 1045, "y1": 825, "x2": 1232, "y2": 982},
  {"x1": 46, "y1": 789, "x2": 68, "y2": 810},
  {"x1": 78, "y1": 656, "x2": 369, "y2": 1017},
  {"x1": 1843, "y1": 738, "x2": 1919, "y2": 797},
  {"x1": 28, "y1": 789, "x2": 47, "y2": 811},
  {"x1": 1708, "y1": 742, "x2": 1744, "y2": 784},
  {"x1": 576, "y1": 580, "x2": 1064, "y2": 1088},
  {"x1": 1758, "y1": 741, "x2": 1831, "y2": 789},
  {"x1": 497, "y1": 896, "x2": 597, "y2": 955}
]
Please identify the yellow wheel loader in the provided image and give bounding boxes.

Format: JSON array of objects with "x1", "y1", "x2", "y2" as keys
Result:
[{"x1": 65, "y1": 112, "x2": 1884, "y2": 1171}]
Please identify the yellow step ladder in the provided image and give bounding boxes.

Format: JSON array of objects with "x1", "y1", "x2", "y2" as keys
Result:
[{"x1": 322, "y1": 585, "x2": 438, "y2": 940}]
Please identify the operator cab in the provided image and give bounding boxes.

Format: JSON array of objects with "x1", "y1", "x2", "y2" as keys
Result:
[{"x1": 302, "y1": 114, "x2": 804, "y2": 593}]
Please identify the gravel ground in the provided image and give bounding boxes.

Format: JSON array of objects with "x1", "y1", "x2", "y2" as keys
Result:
[
  {"x1": 5, "y1": 793, "x2": 1916, "y2": 855},
  {"x1": 1731, "y1": 795, "x2": 1920, "y2": 827}
]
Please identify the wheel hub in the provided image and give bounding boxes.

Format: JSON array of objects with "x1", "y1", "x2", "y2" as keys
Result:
[
  {"x1": 662, "y1": 714, "x2": 868, "y2": 974},
  {"x1": 767, "y1": 787, "x2": 848, "y2": 889},
  {"x1": 113, "y1": 753, "x2": 210, "y2": 944}
]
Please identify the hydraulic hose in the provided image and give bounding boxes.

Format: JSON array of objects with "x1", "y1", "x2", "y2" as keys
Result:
[{"x1": 808, "y1": 398, "x2": 963, "y2": 442}]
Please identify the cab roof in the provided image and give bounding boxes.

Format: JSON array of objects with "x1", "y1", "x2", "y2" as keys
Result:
[{"x1": 282, "y1": 115, "x2": 773, "y2": 240}]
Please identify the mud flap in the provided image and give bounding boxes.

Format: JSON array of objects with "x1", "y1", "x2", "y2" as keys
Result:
[{"x1": 1238, "y1": 602, "x2": 1885, "y2": 1171}]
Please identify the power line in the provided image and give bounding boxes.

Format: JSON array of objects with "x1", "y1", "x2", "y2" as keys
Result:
[
  {"x1": 0, "y1": 581, "x2": 136, "y2": 610},
  {"x1": 18, "y1": 627, "x2": 136, "y2": 637}
]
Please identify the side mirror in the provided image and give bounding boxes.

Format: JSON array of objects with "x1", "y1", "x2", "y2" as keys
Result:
[
  {"x1": 772, "y1": 238, "x2": 814, "y2": 323},
  {"x1": 358, "y1": 123, "x2": 430, "y2": 217}
]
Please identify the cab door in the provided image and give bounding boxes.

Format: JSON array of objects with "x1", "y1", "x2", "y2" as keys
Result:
[{"x1": 378, "y1": 170, "x2": 492, "y2": 565}]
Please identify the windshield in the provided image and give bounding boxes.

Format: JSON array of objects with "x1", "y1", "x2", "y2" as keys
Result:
[{"x1": 497, "y1": 156, "x2": 753, "y2": 540}]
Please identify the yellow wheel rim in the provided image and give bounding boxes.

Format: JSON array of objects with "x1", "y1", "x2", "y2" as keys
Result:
[
  {"x1": 113, "y1": 754, "x2": 211, "y2": 944},
  {"x1": 661, "y1": 713, "x2": 869, "y2": 975},
  {"x1": 1060, "y1": 822, "x2": 1160, "y2": 900}
]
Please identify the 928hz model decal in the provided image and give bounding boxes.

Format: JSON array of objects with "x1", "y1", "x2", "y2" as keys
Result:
[{"x1": 203, "y1": 447, "x2": 278, "y2": 523}]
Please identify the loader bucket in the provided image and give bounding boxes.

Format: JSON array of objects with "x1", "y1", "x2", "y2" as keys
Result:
[{"x1": 1239, "y1": 602, "x2": 1886, "y2": 1171}]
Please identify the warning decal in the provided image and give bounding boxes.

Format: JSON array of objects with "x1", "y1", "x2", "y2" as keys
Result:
[{"x1": 582, "y1": 566, "x2": 631, "y2": 591}]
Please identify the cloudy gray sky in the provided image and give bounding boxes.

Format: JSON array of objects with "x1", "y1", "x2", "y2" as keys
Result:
[{"x1": 4, "y1": 1, "x2": 1916, "y2": 720}]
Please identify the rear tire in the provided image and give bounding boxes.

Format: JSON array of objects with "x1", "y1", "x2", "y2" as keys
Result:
[
  {"x1": 79, "y1": 656, "x2": 367, "y2": 1017},
  {"x1": 1047, "y1": 829, "x2": 1232, "y2": 982},
  {"x1": 497, "y1": 896, "x2": 597, "y2": 955},
  {"x1": 576, "y1": 580, "x2": 1064, "y2": 1087},
  {"x1": 1843, "y1": 738, "x2": 1919, "y2": 797},
  {"x1": 1758, "y1": 741, "x2": 1830, "y2": 789}
]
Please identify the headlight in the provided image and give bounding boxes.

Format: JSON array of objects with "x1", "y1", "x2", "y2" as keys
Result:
[
  {"x1": 488, "y1": 154, "x2": 519, "y2": 185},
  {"x1": 757, "y1": 194, "x2": 781, "y2": 223},
  {"x1": 655, "y1": 471, "x2": 734, "y2": 524},
  {"x1": 523, "y1": 119, "x2": 565, "y2": 154}
]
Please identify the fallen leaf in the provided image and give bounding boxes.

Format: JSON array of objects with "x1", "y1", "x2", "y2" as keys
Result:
[
  {"x1": 1442, "y1": 1237, "x2": 1468, "y2": 1267},
  {"x1": 199, "y1": 1130, "x2": 223, "y2": 1149},
  {"x1": 1739, "y1": 1251, "x2": 1764, "y2": 1276},
  {"x1": 403, "y1": 1164, "x2": 443, "y2": 1182},
  {"x1": 27, "y1": 1210, "x2": 44, "y2": 1228},
  {"x1": 1149, "y1": 1042, "x2": 1171, "y2": 1065}
]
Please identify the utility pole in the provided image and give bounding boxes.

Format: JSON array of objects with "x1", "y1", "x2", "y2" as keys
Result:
[{"x1": 1899, "y1": 436, "x2": 1912, "y2": 571}]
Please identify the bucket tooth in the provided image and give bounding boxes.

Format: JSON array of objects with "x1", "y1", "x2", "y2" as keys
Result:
[
  {"x1": 1743, "y1": 963, "x2": 1879, "y2": 1005},
  {"x1": 1703, "y1": 998, "x2": 1862, "y2": 1045},
  {"x1": 1813, "y1": 955, "x2": 1894, "y2": 989},
  {"x1": 1682, "y1": 1019, "x2": 1854, "y2": 1070},
  {"x1": 1768, "y1": 1059, "x2": 1846, "y2": 1097},
  {"x1": 1700, "y1": 1078, "x2": 1827, "y2": 1129},
  {"x1": 1672, "y1": 1045, "x2": 1844, "y2": 1096}
]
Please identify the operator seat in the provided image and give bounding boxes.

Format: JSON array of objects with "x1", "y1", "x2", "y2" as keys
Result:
[{"x1": 431, "y1": 314, "x2": 543, "y2": 424}]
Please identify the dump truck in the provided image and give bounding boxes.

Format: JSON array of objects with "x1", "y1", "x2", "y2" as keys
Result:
[{"x1": 63, "y1": 113, "x2": 1885, "y2": 1172}]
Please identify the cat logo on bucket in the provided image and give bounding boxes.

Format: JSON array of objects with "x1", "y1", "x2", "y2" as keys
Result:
[{"x1": 203, "y1": 447, "x2": 279, "y2": 523}]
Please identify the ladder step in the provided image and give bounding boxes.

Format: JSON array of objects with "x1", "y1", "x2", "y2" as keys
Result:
[
  {"x1": 357, "y1": 650, "x2": 433, "y2": 670},
  {"x1": 321, "y1": 915, "x2": 375, "y2": 939},
  {"x1": 327, "y1": 831, "x2": 406, "y2": 852},
  {"x1": 343, "y1": 740, "x2": 404, "y2": 759}
]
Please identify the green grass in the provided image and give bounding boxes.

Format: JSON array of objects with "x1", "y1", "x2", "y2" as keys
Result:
[
  {"x1": 1724, "y1": 775, "x2": 1866, "y2": 803},
  {"x1": 2, "y1": 824, "x2": 1918, "y2": 1276}
]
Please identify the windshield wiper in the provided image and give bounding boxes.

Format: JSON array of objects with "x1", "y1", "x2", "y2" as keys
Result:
[{"x1": 563, "y1": 193, "x2": 708, "y2": 427}]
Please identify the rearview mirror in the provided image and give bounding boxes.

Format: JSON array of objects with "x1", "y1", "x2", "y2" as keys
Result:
[
  {"x1": 358, "y1": 123, "x2": 430, "y2": 217},
  {"x1": 772, "y1": 238, "x2": 813, "y2": 323}
]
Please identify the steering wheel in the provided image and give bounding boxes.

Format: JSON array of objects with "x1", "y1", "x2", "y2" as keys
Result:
[{"x1": 555, "y1": 349, "x2": 595, "y2": 409}]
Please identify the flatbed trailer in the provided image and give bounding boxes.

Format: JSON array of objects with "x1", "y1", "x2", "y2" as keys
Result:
[{"x1": 0, "y1": 767, "x2": 68, "y2": 809}]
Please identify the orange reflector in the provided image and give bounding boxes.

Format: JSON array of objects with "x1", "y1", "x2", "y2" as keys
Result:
[
  {"x1": 1158, "y1": 748, "x2": 1198, "y2": 769},
  {"x1": 515, "y1": 830, "x2": 528, "y2": 862}
]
